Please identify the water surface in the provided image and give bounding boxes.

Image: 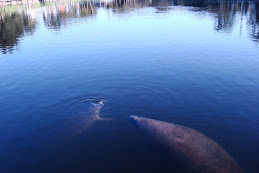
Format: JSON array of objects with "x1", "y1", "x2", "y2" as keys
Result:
[{"x1": 0, "y1": 0, "x2": 259, "y2": 172}]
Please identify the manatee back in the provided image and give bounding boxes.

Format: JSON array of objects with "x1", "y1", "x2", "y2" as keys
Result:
[{"x1": 130, "y1": 116, "x2": 242, "y2": 173}]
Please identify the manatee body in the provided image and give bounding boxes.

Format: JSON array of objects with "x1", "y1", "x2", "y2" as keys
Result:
[
  {"x1": 74, "y1": 99, "x2": 108, "y2": 133},
  {"x1": 52, "y1": 99, "x2": 108, "y2": 138},
  {"x1": 129, "y1": 115, "x2": 242, "y2": 173},
  {"x1": 82, "y1": 100, "x2": 104, "y2": 128}
]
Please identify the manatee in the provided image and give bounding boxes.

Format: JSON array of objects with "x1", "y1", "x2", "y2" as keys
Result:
[
  {"x1": 72, "y1": 99, "x2": 111, "y2": 133},
  {"x1": 129, "y1": 115, "x2": 242, "y2": 173},
  {"x1": 81, "y1": 99, "x2": 109, "y2": 129},
  {"x1": 47, "y1": 99, "x2": 110, "y2": 140}
]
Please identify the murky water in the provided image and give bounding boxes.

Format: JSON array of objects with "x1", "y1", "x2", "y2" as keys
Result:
[{"x1": 0, "y1": 0, "x2": 259, "y2": 172}]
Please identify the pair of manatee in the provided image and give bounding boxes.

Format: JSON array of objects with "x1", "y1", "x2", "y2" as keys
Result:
[{"x1": 86, "y1": 100, "x2": 242, "y2": 173}]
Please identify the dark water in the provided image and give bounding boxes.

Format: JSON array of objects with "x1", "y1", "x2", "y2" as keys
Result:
[{"x1": 0, "y1": 0, "x2": 259, "y2": 172}]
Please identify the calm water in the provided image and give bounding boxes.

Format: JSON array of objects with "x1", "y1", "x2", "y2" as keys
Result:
[{"x1": 0, "y1": 0, "x2": 259, "y2": 172}]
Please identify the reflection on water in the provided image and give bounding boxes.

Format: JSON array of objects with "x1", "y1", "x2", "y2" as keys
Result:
[
  {"x1": 0, "y1": 1, "x2": 259, "y2": 173},
  {"x1": 0, "y1": 7, "x2": 37, "y2": 54},
  {"x1": 247, "y1": 2, "x2": 259, "y2": 42},
  {"x1": 0, "y1": 0, "x2": 258, "y2": 54},
  {"x1": 43, "y1": 1, "x2": 97, "y2": 30}
]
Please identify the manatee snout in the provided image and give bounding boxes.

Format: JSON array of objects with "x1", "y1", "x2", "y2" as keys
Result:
[
  {"x1": 129, "y1": 115, "x2": 140, "y2": 123},
  {"x1": 98, "y1": 100, "x2": 104, "y2": 106},
  {"x1": 92, "y1": 99, "x2": 106, "y2": 108}
]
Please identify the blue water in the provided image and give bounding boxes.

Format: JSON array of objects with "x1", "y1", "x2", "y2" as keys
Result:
[{"x1": 0, "y1": 0, "x2": 259, "y2": 172}]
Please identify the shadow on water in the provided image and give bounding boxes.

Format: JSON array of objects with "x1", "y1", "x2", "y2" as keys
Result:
[{"x1": 0, "y1": 0, "x2": 258, "y2": 54}]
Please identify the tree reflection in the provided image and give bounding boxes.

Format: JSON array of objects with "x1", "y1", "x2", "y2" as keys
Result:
[
  {"x1": 103, "y1": 0, "x2": 172, "y2": 13},
  {"x1": 172, "y1": 0, "x2": 258, "y2": 42},
  {"x1": 0, "y1": 9, "x2": 37, "y2": 54},
  {"x1": 211, "y1": 1, "x2": 258, "y2": 43},
  {"x1": 247, "y1": 2, "x2": 258, "y2": 43},
  {"x1": 1, "y1": 0, "x2": 258, "y2": 54},
  {"x1": 103, "y1": 0, "x2": 258, "y2": 40},
  {"x1": 43, "y1": 1, "x2": 97, "y2": 30}
]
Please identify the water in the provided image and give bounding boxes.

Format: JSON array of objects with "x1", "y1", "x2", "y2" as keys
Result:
[{"x1": 0, "y1": 0, "x2": 259, "y2": 172}]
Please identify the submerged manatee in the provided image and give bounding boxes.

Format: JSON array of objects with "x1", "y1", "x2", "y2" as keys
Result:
[
  {"x1": 129, "y1": 115, "x2": 242, "y2": 173},
  {"x1": 50, "y1": 99, "x2": 110, "y2": 138},
  {"x1": 76, "y1": 99, "x2": 110, "y2": 132}
]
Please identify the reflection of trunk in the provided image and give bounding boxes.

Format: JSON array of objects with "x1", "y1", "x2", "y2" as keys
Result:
[
  {"x1": 87, "y1": 2, "x2": 88, "y2": 13},
  {"x1": 215, "y1": 1, "x2": 238, "y2": 32},
  {"x1": 0, "y1": 11, "x2": 3, "y2": 23},
  {"x1": 90, "y1": 2, "x2": 94, "y2": 14},
  {"x1": 248, "y1": 2, "x2": 259, "y2": 42},
  {"x1": 239, "y1": 1, "x2": 244, "y2": 36}
]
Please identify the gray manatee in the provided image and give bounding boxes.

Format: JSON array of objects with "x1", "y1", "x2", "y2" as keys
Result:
[
  {"x1": 129, "y1": 115, "x2": 242, "y2": 173},
  {"x1": 75, "y1": 99, "x2": 110, "y2": 132},
  {"x1": 51, "y1": 99, "x2": 110, "y2": 138}
]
